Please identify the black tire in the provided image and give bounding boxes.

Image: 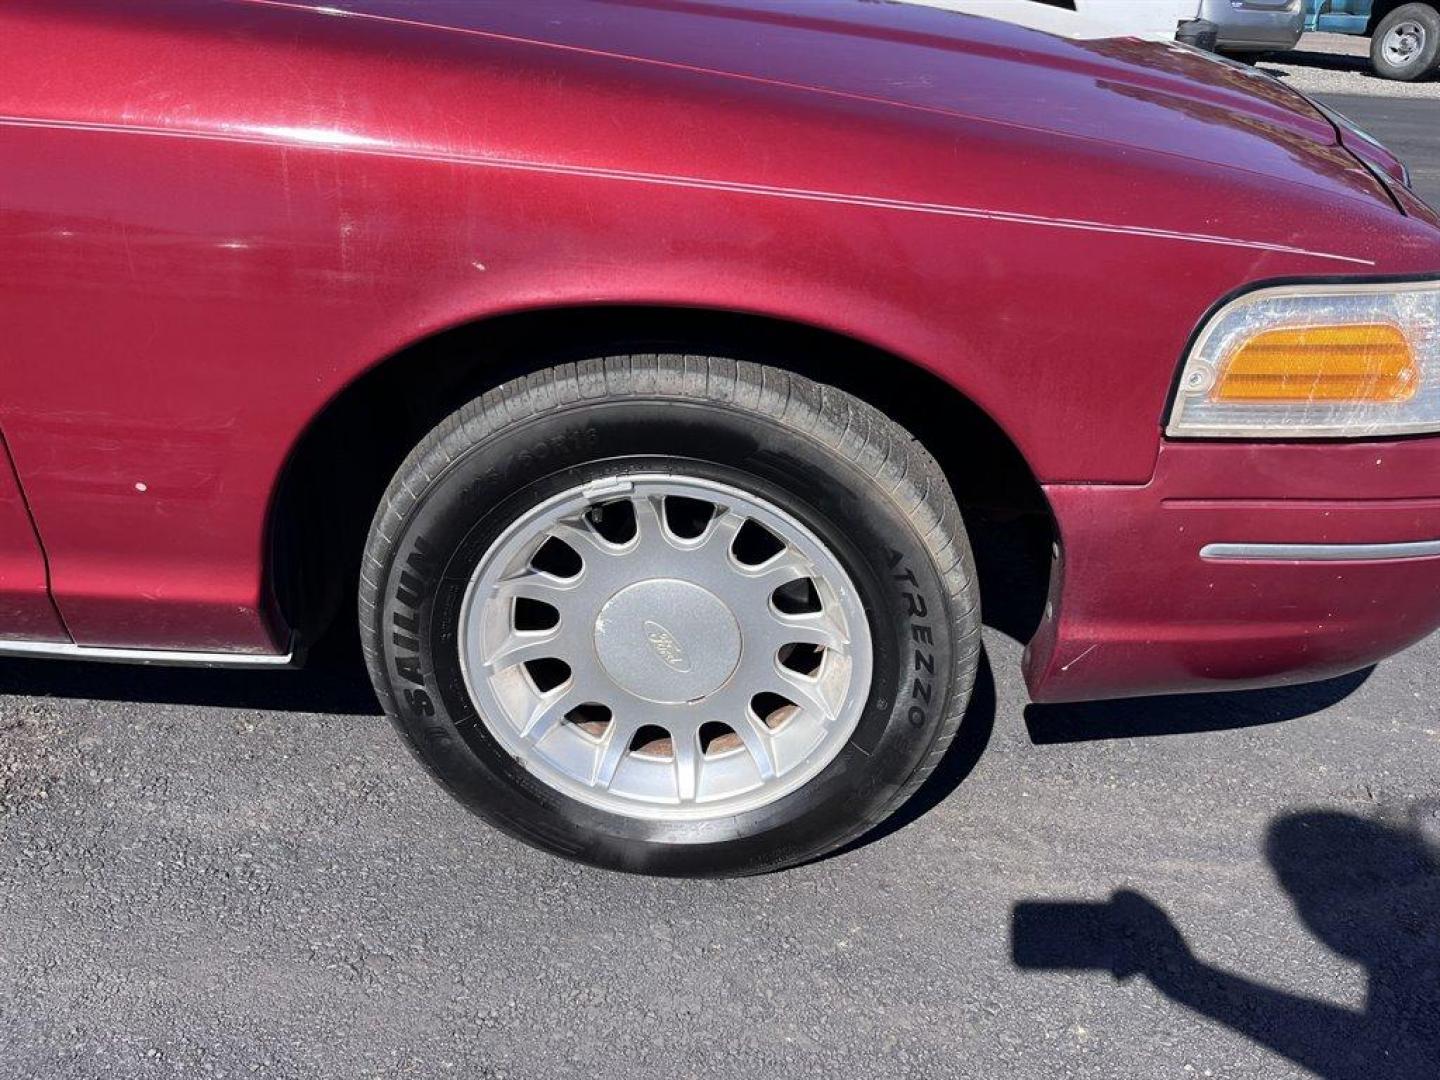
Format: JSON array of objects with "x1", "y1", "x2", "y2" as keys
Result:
[
  {"x1": 360, "y1": 356, "x2": 980, "y2": 876},
  {"x1": 1370, "y1": 3, "x2": 1440, "y2": 81}
]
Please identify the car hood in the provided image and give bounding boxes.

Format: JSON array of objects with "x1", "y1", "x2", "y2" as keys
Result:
[{"x1": 336, "y1": 0, "x2": 1392, "y2": 209}]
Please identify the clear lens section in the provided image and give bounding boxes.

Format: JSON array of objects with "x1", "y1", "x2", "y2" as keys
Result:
[{"x1": 1167, "y1": 281, "x2": 1440, "y2": 438}]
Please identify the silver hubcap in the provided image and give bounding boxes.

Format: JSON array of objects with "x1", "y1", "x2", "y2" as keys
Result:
[
  {"x1": 459, "y1": 474, "x2": 874, "y2": 821},
  {"x1": 1383, "y1": 21, "x2": 1426, "y2": 64}
]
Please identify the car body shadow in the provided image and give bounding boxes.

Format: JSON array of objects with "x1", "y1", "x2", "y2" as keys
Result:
[
  {"x1": 1261, "y1": 49, "x2": 1440, "y2": 84},
  {"x1": 1012, "y1": 804, "x2": 1440, "y2": 1078},
  {"x1": 838, "y1": 657, "x2": 1370, "y2": 860},
  {"x1": 843, "y1": 647, "x2": 1000, "y2": 853},
  {"x1": 1263, "y1": 48, "x2": 1371, "y2": 74},
  {"x1": 1023, "y1": 667, "x2": 1373, "y2": 744},
  {"x1": 0, "y1": 630, "x2": 383, "y2": 717}
]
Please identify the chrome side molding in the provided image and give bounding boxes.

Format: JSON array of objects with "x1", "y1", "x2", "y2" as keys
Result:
[
  {"x1": 1200, "y1": 539, "x2": 1440, "y2": 562},
  {"x1": 0, "y1": 637, "x2": 297, "y2": 668}
]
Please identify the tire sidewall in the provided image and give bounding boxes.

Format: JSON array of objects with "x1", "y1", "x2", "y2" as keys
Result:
[
  {"x1": 369, "y1": 397, "x2": 962, "y2": 875},
  {"x1": 1371, "y1": 5, "x2": 1440, "y2": 80}
]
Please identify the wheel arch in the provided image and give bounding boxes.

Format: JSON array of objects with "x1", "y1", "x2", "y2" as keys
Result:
[
  {"x1": 266, "y1": 303, "x2": 1054, "y2": 651},
  {"x1": 1368, "y1": 0, "x2": 1437, "y2": 34}
]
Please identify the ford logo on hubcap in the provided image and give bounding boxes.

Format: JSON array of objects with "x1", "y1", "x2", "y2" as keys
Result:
[{"x1": 643, "y1": 619, "x2": 692, "y2": 673}]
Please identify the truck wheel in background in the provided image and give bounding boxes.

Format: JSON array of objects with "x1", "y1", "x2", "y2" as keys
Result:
[{"x1": 1370, "y1": 3, "x2": 1440, "y2": 80}]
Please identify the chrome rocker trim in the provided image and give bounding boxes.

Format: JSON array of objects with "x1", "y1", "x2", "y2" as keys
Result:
[
  {"x1": 0, "y1": 637, "x2": 298, "y2": 668},
  {"x1": 1200, "y1": 539, "x2": 1440, "y2": 562}
]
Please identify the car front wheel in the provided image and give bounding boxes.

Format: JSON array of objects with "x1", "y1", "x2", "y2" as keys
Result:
[{"x1": 360, "y1": 356, "x2": 979, "y2": 875}]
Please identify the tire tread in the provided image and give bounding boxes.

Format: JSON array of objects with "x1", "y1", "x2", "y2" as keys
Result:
[{"x1": 359, "y1": 356, "x2": 981, "y2": 867}]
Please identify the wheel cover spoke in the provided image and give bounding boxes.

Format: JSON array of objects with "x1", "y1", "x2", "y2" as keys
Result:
[
  {"x1": 481, "y1": 625, "x2": 569, "y2": 674},
  {"x1": 520, "y1": 686, "x2": 575, "y2": 742},
  {"x1": 590, "y1": 716, "x2": 640, "y2": 789},
  {"x1": 493, "y1": 568, "x2": 580, "y2": 603},
  {"x1": 671, "y1": 728, "x2": 701, "y2": 803},
  {"x1": 458, "y1": 474, "x2": 874, "y2": 821},
  {"x1": 759, "y1": 610, "x2": 848, "y2": 654},
  {"x1": 734, "y1": 710, "x2": 780, "y2": 781}
]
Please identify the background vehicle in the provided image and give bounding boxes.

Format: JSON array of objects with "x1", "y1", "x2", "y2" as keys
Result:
[
  {"x1": 926, "y1": 0, "x2": 1304, "y2": 52},
  {"x1": 3, "y1": 0, "x2": 1439, "y2": 875},
  {"x1": 1204, "y1": 0, "x2": 1307, "y2": 52},
  {"x1": 1304, "y1": 0, "x2": 1440, "y2": 79}
]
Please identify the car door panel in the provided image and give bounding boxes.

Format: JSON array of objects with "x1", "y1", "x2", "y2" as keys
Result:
[{"x1": 0, "y1": 434, "x2": 67, "y2": 642}]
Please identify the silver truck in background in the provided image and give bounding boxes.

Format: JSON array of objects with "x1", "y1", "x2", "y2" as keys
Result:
[
  {"x1": 1077, "y1": 0, "x2": 1305, "y2": 52},
  {"x1": 909, "y1": 1, "x2": 1304, "y2": 52}
]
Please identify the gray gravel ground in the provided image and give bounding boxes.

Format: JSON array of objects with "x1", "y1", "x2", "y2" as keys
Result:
[
  {"x1": 3, "y1": 41, "x2": 1440, "y2": 1080},
  {"x1": 1261, "y1": 32, "x2": 1440, "y2": 98}
]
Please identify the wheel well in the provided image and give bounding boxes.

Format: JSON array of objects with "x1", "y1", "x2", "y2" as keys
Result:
[
  {"x1": 1368, "y1": 0, "x2": 1431, "y2": 34},
  {"x1": 269, "y1": 306, "x2": 1055, "y2": 651}
]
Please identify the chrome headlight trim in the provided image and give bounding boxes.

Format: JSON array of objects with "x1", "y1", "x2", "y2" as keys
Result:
[{"x1": 1166, "y1": 278, "x2": 1440, "y2": 439}]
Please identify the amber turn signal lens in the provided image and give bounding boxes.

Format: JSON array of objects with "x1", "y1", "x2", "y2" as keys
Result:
[{"x1": 1212, "y1": 323, "x2": 1417, "y2": 403}]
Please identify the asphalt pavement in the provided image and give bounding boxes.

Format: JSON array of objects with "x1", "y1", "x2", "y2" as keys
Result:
[
  {"x1": 1314, "y1": 94, "x2": 1440, "y2": 208},
  {"x1": 3, "y1": 64, "x2": 1440, "y2": 1080}
]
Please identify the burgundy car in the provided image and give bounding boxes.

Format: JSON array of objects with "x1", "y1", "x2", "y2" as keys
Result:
[{"x1": 3, "y1": 0, "x2": 1438, "y2": 875}]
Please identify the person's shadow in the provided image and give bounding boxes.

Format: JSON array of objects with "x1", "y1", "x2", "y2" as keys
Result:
[{"x1": 1013, "y1": 807, "x2": 1440, "y2": 1078}]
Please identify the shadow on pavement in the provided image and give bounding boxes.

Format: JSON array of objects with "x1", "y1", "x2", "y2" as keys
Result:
[
  {"x1": 838, "y1": 648, "x2": 999, "y2": 854},
  {"x1": 0, "y1": 628, "x2": 383, "y2": 717},
  {"x1": 1023, "y1": 667, "x2": 1372, "y2": 744},
  {"x1": 1262, "y1": 48, "x2": 1370, "y2": 74},
  {"x1": 1260, "y1": 49, "x2": 1440, "y2": 84},
  {"x1": 1012, "y1": 805, "x2": 1440, "y2": 1078},
  {"x1": 843, "y1": 657, "x2": 1369, "y2": 857}
]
